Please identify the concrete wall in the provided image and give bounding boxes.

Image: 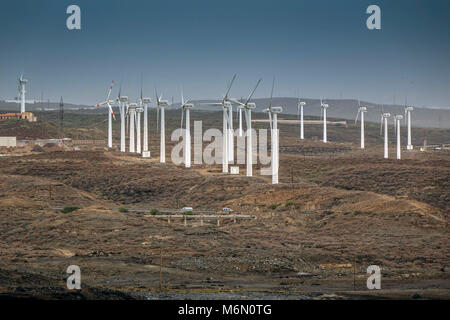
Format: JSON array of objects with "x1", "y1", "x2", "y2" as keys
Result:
[{"x1": 0, "y1": 136, "x2": 17, "y2": 147}]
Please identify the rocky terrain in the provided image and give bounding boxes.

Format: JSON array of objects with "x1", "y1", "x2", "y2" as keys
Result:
[{"x1": 0, "y1": 113, "x2": 448, "y2": 299}]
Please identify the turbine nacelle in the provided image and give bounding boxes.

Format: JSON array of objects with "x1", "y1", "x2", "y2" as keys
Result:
[
  {"x1": 271, "y1": 106, "x2": 283, "y2": 114},
  {"x1": 359, "y1": 106, "x2": 367, "y2": 112},
  {"x1": 298, "y1": 101, "x2": 306, "y2": 107},
  {"x1": 246, "y1": 102, "x2": 256, "y2": 109},
  {"x1": 119, "y1": 96, "x2": 129, "y2": 103},
  {"x1": 395, "y1": 115, "x2": 403, "y2": 120},
  {"x1": 224, "y1": 101, "x2": 232, "y2": 108},
  {"x1": 183, "y1": 103, "x2": 194, "y2": 109},
  {"x1": 158, "y1": 100, "x2": 169, "y2": 107},
  {"x1": 405, "y1": 106, "x2": 414, "y2": 112},
  {"x1": 142, "y1": 98, "x2": 152, "y2": 104},
  {"x1": 382, "y1": 113, "x2": 391, "y2": 118},
  {"x1": 321, "y1": 103, "x2": 329, "y2": 109}
]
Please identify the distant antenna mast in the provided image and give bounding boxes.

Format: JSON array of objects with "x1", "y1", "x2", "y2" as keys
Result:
[{"x1": 59, "y1": 96, "x2": 64, "y2": 141}]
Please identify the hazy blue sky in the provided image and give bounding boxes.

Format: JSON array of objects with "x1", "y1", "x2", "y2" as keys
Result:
[{"x1": 0, "y1": 0, "x2": 449, "y2": 107}]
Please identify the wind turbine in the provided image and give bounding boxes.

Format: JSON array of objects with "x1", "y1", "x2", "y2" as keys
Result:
[
  {"x1": 232, "y1": 79, "x2": 262, "y2": 177},
  {"x1": 116, "y1": 82, "x2": 129, "y2": 152},
  {"x1": 394, "y1": 114, "x2": 403, "y2": 159},
  {"x1": 5, "y1": 72, "x2": 35, "y2": 113},
  {"x1": 155, "y1": 88, "x2": 169, "y2": 163},
  {"x1": 405, "y1": 104, "x2": 414, "y2": 150},
  {"x1": 96, "y1": 81, "x2": 116, "y2": 149},
  {"x1": 380, "y1": 106, "x2": 391, "y2": 159},
  {"x1": 180, "y1": 88, "x2": 194, "y2": 168},
  {"x1": 297, "y1": 94, "x2": 306, "y2": 139},
  {"x1": 320, "y1": 98, "x2": 329, "y2": 143},
  {"x1": 202, "y1": 74, "x2": 237, "y2": 173},
  {"x1": 263, "y1": 78, "x2": 283, "y2": 185},
  {"x1": 128, "y1": 103, "x2": 137, "y2": 152},
  {"x1": 135, "y1": 103, "x2": 143, "y2": 154},
  {"x1": 141, "y1": 94, "x2": 152, "y2": 158},
  {"x1": 355, "y1": 100, "x2": 367, "y2": 149}
]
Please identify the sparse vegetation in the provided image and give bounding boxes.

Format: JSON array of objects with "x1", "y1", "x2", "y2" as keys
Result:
[
  {"x1": 269, "y1": 204, "x2": 278, "y2": 210},
  {"x1": 60, "y1": 206, "x2": 80, "y2": 214},
  {"x1": 150, "y1": 208, "x2": 159, "y2": 215},
  {"x1": 118, "y1": 207, "x2": 128, "y2": 213},
  {"x1": 285, "y1": 201, "x2": 294, "y2": 207},
  {"x1": 184, "y1": 211, "x2": 194, "y2": 215}
]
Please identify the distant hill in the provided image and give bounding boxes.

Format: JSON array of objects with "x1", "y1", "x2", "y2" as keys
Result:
[
  {"x1": 2, "y1": 98, "x2": 449, "y2": 129},
  {"x1": 190, "y1": 98, "x2": 450, "y2": 129}
]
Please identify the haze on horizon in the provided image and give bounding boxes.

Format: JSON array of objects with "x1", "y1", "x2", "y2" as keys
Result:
[{"x1": 0, "y1": 0, "x2": 449, "y2": 108}]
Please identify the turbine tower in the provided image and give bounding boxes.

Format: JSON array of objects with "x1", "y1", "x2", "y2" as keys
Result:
[
  {"x1": 155, "y1": 88, "x2": 169, "y2": 163},
  {"x1": 264, "y1": 78, "x2": 283, "y2": 185},
  {"x1": 135, "y1": 105, "x2": 143, "y2": 154},
  {"x1": 380, "y1": 107, "x2": 391, "y2": 159},
  {"x1": 128, "y1": 103, "x2": 137, "y2": 153},
  {"x1": 96, "y1": 81, "x2": 116, "y2": 149},
  {"x1": 232, "y1": 79, "x2": 262, "y2": 177},
  {"x1": 202, "y1": 74, "x2": 237, "y2": 173},
  {"x1": 297, "y1": 95, "x2": 306, "y2": 139},
  {"x1": 227, "y1": 98, "x2": 234, "y2": 163},
  {"x1": 116, "y1": 82, "x2": 129, "y2": 153},
  {"x1": 394, "y1": 114, "x2": 403, "y2": 160},
  {"x1": 355, "y1": 100, "x2": 367, "y2": 149},
  {"x1": 142, "y1": 96, "x2": 152, "y2": 157},
  {"x1": 5, "y1": 72, "x2": 35, "y2": 113},
  {"x1": 320, "y1": 98, "x2": 329, "y2": 143},
  {"x1": 405, "y1": 106, "x2": 414, "y2": 150},
  {"x1": 237, "y1": 98, "x2": 243, "y2": 137},
  {"x1": 180, "y1": 88, "x2": 194, "y2": 168}
]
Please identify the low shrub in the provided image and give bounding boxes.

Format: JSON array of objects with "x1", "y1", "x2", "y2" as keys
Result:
[{"x1": 61, "y1": 206, "x2": 80, "y2": 214}]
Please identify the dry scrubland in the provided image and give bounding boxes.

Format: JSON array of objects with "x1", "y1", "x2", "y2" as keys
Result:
[{"x1": 0, "y1": 111, "x2": 449, "y2": 299}]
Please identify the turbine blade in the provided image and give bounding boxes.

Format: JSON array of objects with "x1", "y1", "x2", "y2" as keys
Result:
[
  {"x1": 245, "y1": 78, "x2": 262, "y2": 105},
  {"x1": 181, "y1": 108, "x2": 184, "y2": 129},
  {"x1": 224, "y1": 74, "x2": 237, "y2": 100},
  {"x1": 181, "y1": 86, "x2": 184, "y2": 105},
  {"x1": 355, "y1": 110, "x2": 360, "y2": 124},
  {"x1": 269, "y1": 77, "x2": 275, "y2": 109},
  {"x1": 107, "y1": 81, "x2": 114, "y2": 101}
]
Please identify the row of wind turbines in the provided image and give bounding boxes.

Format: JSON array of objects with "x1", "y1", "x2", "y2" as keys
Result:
[
  {"x1": 297, "y1": 97, "x2": 414, "y2": 159},
  {"x1": 96, "y1": 75, "x2": 283, "y2": 184},
  {"x1": 96, "y1": 75, "x2": 416, "y2": 186}
]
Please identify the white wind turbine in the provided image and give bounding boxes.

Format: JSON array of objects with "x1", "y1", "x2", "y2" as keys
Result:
[
  {"x1": 202, "y1": 74, "x2": 237, "y2": 173},
  {"x1": 264, "y1": 78, "x2": 283, "y2": 185},
  {"x1": 297, "y1": 94, "x2": 306, "y2": 139},
  {"x1": 380, "y1": 106, "x2": 391, "y2": 159},
  {"x1": 394, "y1": 114, "x2": 403, "y2": 160},
  {"x1": 116, "y1": 82, "x2": 128, "y2": 152},
  {"x1": 355, "y1": 100, "x2": 367, "y2": 149},
  {"x1": 135, "y1": 103, "x2": 143, "y2": 154},
  {"x1": 128, "y1": 103, "x2": 137, "y2": 153},
  {"x1": 155, "y1": 88, "x2": 169, "y2": 163},
  {"x1": 180, "y1": 88, "x2": 194, "y2": 168},
  {"x1": 320, "y1": 98, "x2": 329, "y2": 143},
  {"x1": 141, "y1": 93, "x2": 152, "y2": 158},
  {"x1": 232, "y1": 79, "x2": 262, "y2": 177},
  {"x1": 96, "y1": 81, "x2": 116, "y2": 149},
  {"x1": 405, "y1": 104, "x2": 414, "y2": 150},
  {"x1": 6, "y1": 72, "x2": 36, "y2": 113}
]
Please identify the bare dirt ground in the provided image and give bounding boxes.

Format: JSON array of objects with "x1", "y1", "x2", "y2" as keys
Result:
[{"x1": 0, "y1": 115, "x2": 449, "y2": 299}]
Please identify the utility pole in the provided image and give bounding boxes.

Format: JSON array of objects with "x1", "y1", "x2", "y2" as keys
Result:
[
  {"x1": 290, "y1": 167, "x2": 294, "y2": 198},
  {"x1": 159, "y1": 247, "x2": 163, "y2": 292},
  {"x1": 353, "y1": 255, "x2": 356, "y2": 291},
  {"x1": 59, "y1": 97, "x2": 64, "y2": 142}
]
